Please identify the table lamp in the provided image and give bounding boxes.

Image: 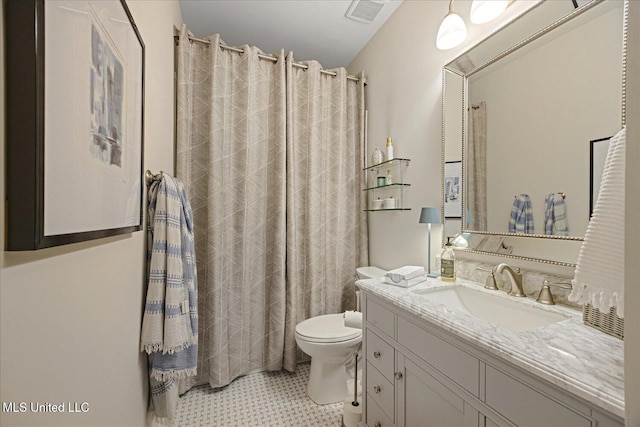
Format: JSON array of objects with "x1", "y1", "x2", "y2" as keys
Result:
[{"x1": 419, "y1": 207, "x2": 441, "y2": 277}]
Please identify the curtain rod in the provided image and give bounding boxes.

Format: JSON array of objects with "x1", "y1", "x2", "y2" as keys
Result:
[{"x1": 175, "y1": 35, "x2": 361, "y2": 83}]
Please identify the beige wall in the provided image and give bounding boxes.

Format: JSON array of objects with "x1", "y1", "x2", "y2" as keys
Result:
[
  {"x1": 349, "y1": 0, "x2": 638, "y2": 423},
  {"x1": 347, "y1": 0, "x2": 539, "y2": 271},
  {"x1": 0, "y1": 1, "x2": 182, "y2": 426}
]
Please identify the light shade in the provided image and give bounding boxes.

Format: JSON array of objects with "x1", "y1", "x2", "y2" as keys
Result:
[
  {"x1": 452, "y1": 233, "x2": 470, "y2": 248},
  {"x1": 419, "y1": 207, "x2": 441, "y2": 224},
  {"x1": 470, "y1": 0, "x2": 508, "y2": 24},
  {"x1": 436, "y1": 6, "x2": 468, "y2": 50}
]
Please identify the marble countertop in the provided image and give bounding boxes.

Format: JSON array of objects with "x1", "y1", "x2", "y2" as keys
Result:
[{"x1": 356, "y1": 277, "x2": 625, "y2": 418}]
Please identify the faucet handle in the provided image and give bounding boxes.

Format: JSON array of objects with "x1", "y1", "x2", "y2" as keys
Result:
[
  {"x1": 483, "y1": 271, "x2": 499, "y2": 290},
  {"x1": 476, "y1": 266, "x2": 499, "y2": 290},
  {"x1": 485, "y1": 272, "x2": 499, "y2": 290},
  {"x1": 537, "y1": 280, "x2": 572, "y2": 305}
]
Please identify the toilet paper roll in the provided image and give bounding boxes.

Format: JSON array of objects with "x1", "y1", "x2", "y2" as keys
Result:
[
  {"x1": 342, "y1": 398, "x2": 363, "y2": 427},
  {"x1": 344, "y1": 311, "x2": 363, "y2": 329}
]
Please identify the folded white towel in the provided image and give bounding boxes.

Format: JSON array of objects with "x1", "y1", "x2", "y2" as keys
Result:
[
  {"x1": 385, "y1": 275, "x2": 427, "y2": 288},
  {"x1": 385, "y1": 266, "x2": 425, "y2": 283},
  {"x1": 570, "y1": 128, "x2": 625, "y2": 317}
]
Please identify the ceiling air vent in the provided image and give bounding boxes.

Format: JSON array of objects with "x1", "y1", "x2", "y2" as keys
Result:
[{"x1": 345, "y1": 0, "x2": 388, "y2": 24}]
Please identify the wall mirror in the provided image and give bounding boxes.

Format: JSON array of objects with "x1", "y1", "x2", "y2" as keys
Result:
[{"x1": 442, "y1": 0, "x2": 627, "y2": 266}]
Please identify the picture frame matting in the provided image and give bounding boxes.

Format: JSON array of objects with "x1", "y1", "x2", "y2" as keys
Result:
[{"x1": 6, "y1": 0, "x2": 145, "y2": 250}]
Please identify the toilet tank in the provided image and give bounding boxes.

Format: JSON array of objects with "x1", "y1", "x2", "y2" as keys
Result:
[
  {"x1": 356, "y1": 266, "x2": 386, "y2": 280},
  {"x1": 355, "y1": 266, "x2": 386, "y2": 312}
]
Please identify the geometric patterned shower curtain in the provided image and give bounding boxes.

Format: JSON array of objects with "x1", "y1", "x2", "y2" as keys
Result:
[
  {"x1": 284, "y1": 55, "x2": 368, "y2": 370},
  {"x1": 175, "y1": 24, "x2": 367, "y2": 391},
  {"x1": 466, "y1": 101, "x2": 487, "y2": 231}
]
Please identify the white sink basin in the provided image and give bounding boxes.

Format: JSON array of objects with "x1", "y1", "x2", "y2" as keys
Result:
[{"x1": 412, "y1": 285, "x2": 569, "y2": 332}]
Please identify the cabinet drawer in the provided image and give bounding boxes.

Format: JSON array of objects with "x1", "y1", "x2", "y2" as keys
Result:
[
  {"x1": 366, "y1": 298, "x2": 395, "y2": 338},
  {"x1": 366, "y1": 329, "x2": 395, "y2": 381},
  {"x1": 397, "y1": 316, "x2": 479, "y2": 396},
  {"x1": 485, "y1": 365, "x2": 592, "y2": 427},
  {"x1": 367, "y1": 394, "x2": 395, "y2": 427},
  {"x1": 367, "y1": 362, "x2": 394, "y2": 420}
]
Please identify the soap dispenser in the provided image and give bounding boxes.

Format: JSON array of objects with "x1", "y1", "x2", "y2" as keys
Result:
[{"x1": 440, "y1": 237, "x2": 456, "y2": 282}]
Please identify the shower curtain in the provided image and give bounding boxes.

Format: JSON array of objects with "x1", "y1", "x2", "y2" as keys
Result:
[
  {"x1": 285, "y1": 55, "x2": 368, "y2": 369},
  {"x1": 175, "y1": 26, "x2": 367, "y2": 390},
  {"x1": 466, "y1": 102, "x2": 487, "y2": 231}
]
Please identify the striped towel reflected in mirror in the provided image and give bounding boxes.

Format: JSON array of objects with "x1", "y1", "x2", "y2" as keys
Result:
[
  {"x1": 544, "y1": 192, "x2": 568, "y2": 236},
  {"x1": 509, "y1": 194, "x2": 534, "y2": 234}
]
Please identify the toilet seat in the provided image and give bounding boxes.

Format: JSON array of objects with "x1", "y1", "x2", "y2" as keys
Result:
[{"x1": 295, "y1": 313, "x2": 361, "y2": 343}]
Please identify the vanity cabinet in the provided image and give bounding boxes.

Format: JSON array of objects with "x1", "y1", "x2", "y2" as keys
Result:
[
  {"x1": 361, "y1": 292, "x2": 624, "y2": 427},
  {"x1": 363, "y1": 158, "x2": 410, "y2": 211},
  {"x1": 397, "y1": 355, "x2": 479, "y2": 427}
]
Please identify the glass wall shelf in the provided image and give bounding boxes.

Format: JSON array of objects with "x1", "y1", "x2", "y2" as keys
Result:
[
  {"x1": 363, "y1": 158, "x2": 411, "y2": 171},
  {"x1": 363, "y1": 157, "x2": 411, "y2": 211},
  {"x1": 364, "y1": 208, "x2": 412, "y2": 212},
  {"x1": 363, "y1": 183, "x2": 411, "y2": 192}
]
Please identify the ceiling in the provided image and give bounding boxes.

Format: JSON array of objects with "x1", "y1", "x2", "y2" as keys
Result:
[{"x1": 179, "y1": 0, "x2": 404, "y2": 69}]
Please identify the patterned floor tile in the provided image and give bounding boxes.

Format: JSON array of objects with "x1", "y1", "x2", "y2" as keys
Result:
[{"x1": 174, "y1": 363, "x2": 345, "y2": 426}]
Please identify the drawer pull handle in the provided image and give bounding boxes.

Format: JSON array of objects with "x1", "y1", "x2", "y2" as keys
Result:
[
  {"x1": 373, "y1": 385, "x2": 381, "y2": 394},
  {"x1": 374, "y1": 422, "x2": 382, "y2": 427},
  {"x1": 373, "y1": 351, "x2": 381, "y2": 358},
  {"x1": 395, "y1": 371, "x2": 403, "y2": 380}
]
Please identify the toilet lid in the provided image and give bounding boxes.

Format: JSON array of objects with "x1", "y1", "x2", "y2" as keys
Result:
[{"x1": 295, "y1": 314, "x2": 361, "y2": 343}]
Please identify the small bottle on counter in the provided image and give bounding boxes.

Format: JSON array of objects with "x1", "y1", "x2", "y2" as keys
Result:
[
  {"x1": 440, "y1": 237, "x2": 456, "y2": 282},
  {"x1": 386, "y1": 169, "x2": 393, "y2": 184},
  {"x1": 386, "y1": 137, "x2": 394, "y2": 160}
]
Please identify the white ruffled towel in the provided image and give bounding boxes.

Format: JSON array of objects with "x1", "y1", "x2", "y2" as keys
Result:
[{"x1": 569, "y1": 127, "x2": 625, "y2": 317}]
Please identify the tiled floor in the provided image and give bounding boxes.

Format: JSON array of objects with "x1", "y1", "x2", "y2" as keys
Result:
[{"x1": 173, "y1": 363, "x2": 345, "y2": 426}]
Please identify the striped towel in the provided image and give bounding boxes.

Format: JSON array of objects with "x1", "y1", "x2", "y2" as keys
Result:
[
  {"x1": 570, "y1": 128, "x2": 625, "y2": 317},
  {"x1": 544, "y1": 193, "x2": 569, "y2": 236},
  {"x1": 141, "y1": 172, "x2": 198, "y2": 421},
  {"x1": 509, "y1": 194, "x2": 534, "y2": 234}
]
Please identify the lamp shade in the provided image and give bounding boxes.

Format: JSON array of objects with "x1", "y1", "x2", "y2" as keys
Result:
[
  {"x1": 436, "y1": 10, "x2": 467, "y2": 50},
  {"x1": 419, "y1": 207, "x2": 441, "y2": 224},
  {"x1": 470, "y1": 0, "x2": 508, "y2": 24}
]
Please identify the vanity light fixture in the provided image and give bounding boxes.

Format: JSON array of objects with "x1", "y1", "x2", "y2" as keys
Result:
[
  {"x1": 419, "y1": 207, "x2": 442, "y2": 277},
  {"x1": 436, "y1": 0, "x2": 468, "y2": 50},
  {"x1": 470, "y1": 0, "x2": 508, "y2": 24}
]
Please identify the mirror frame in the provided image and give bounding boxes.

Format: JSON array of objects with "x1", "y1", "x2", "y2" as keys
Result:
[{"x1": 441, "y1": 0, "x2": 628, "y2": 267}]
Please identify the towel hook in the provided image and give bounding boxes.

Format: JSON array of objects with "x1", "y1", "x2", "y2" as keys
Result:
[{"x1": 145, "y1": 170, "x2": 164, "y2": 187}]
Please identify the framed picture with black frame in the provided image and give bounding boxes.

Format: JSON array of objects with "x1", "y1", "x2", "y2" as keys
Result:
[
  {"x1": 590, "y1": 136, "x2": 612, "y2": 218},
  {"x1": 5, "y1": 0, "x2": 145, "y2": 250},
  {"x1": 444, "y1": 161, "x2": 462, "y2": 219}
]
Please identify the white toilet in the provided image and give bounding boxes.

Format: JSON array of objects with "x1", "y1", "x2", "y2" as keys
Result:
[{"x1": 295, "y1": 266, "x2": 386, "y2": 404}]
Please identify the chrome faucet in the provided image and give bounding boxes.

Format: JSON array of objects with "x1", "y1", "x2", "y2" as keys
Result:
[{"x1": 494, "y1": 263, "x2": 526, "y2": 297}]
